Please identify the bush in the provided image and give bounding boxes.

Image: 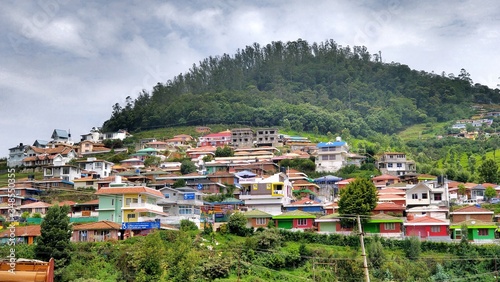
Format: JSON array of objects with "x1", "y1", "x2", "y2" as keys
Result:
[{"x1": 180, "y1": 219, "x2": 198, "y2": 232}]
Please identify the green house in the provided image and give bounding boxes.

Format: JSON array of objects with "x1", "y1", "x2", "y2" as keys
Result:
[
  {"x1": 272, "y1": 210, "x2": 316, "y2": 230},
  {"x1": 450, "y1": 220, "x2": 497, "y2": 241},
  {"x1": 363, "y1": 214, "x2": 404, "y2": 237}
]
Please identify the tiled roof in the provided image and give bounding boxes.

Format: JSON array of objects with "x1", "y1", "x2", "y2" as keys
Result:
[
  {"x1": 450, "y1": 219, "x2": 497, "y2": 228},
  {"x1": 20, "y1": 201, "x2": 51, "y2": 208},
  {"x1": 76, "y1": 199, "x2": 99, "y2": 205},
  {"x1": 372, "y1": 174, "x2": 400, "y2": 181},
  {"x1": 405, "y1": 216, "x2": 449, "y2": 225},
  {"x1": 369, "y1": 213, "x2": 403, "y2": 222},
  {"x1": 378, "y1": 194, "x2": 405, "y2": 200},
  {"x1": 378, "y1": 188, "x2": 406, "y2": 195},
  {"x1": 0, "y1": 225, "x2": 41, "y2": 237},
  {"x1": 450, "y1": 205, "x2": 494, "y2": 214},
  {"x1": 272, "y1": 210, "x2": 316, "y2": 219},
  {"x1": 243, "y1": 209, "x2": 273, "y2": 218},
  {"x1": 57, "y1": 201, "x2": 76, "y2": 206},
  {"x1": 289, "y1": 198, "x2": 322, "y2": 206},
  {"x1": 374, "y1": 202, "x2": 405, "y2": 211},
  {"x1": 95, "y1": 186, "x2": 164, "y2": 198},
  {"x1": 72, "y1": 221, "x2": 121, "y2": 230}
]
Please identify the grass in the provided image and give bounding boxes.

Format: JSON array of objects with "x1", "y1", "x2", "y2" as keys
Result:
[{"x1": 397, "y1": 122, "x2": 449, "y2": 142}]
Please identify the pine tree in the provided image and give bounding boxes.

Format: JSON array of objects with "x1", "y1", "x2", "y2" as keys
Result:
[{"x1": 34, "y1": 205, "x2": 73, "y2": 277}]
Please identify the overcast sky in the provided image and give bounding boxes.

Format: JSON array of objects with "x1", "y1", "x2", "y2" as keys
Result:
[{"x1": 1, "y1": 0, "x2": 500, "y2": 158}]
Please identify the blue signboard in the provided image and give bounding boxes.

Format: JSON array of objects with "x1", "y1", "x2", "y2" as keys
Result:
[
  {"x1": 183, "y1": 193, "x2": 195, "y2": 200},
  {"x1": 121, "y1": 221, "x2": 160, "y2": 230},
  {"x1": 197, "y1": 183, "x2": 203, "y2": 190}
]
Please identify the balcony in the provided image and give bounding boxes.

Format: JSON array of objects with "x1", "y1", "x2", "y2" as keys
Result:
[
  {"x1": 72, "y1": 211, "x2": 99, "y2": 217},
  {"x1": 126, "y1": 202, "x2": 163, "y2": 213}
]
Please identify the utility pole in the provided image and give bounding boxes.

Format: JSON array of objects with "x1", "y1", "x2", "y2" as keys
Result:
[{"x1": 357, "y1": 215, "x2": 370, "y2": 282}]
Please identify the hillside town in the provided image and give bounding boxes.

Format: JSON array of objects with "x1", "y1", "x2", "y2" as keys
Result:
[{"x1": 3, "y1": 125, "x2": 500, "y2": 245}]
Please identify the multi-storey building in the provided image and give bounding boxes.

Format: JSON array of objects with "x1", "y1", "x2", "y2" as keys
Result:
[
  {"x1": 238, "y1": 172, "x2": 293, "y2": 215},
  {"x1": 315, "y1": 137, "x2": 349, "y2": 173},
  {"x1": 376, "y1": 152, "x2": 416, "y2": 176},
  {"x1": 231, "y1": 128, "x2": 254, "y2": 148},
  {"x1": 254, "y1": 128, "x2": 279, "y2": 147},
  {"x1": 198, "y1": 130, "x2": 231, "y2": 147},
  {"x1": 157, "y1": 187, "x2": 204, "y2": 226}
]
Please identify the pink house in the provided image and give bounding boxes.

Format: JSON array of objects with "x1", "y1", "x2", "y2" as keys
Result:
[
  {"x1": 198, "y1": 131, "x2": 231, "y2": 147},
  {"x1": 404, "y1": 215, "x2": 450, "y2": 240}
]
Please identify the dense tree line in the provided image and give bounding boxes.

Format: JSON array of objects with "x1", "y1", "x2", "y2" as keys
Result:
[{"x1": 102, "y1": 39, "x2": 499, "y2": 138}]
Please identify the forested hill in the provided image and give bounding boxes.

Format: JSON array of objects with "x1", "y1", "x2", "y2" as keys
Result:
[{"x1": 102, "y1": 39, "x2": 498, "y2": 137}]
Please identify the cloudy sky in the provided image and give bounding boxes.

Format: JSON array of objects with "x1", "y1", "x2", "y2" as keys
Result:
[{"x1": 1, "y1": 0, "x2": 500, "y2": 158}]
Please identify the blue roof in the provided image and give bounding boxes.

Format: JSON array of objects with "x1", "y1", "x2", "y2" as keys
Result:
[
  {"x1": 52, "y1": 129, "x2": 69, "y2": 139},
  {"x1": 317, "y1": 141, "x2": 346, "y2": 148},
  {"x1": 33, "y1": 140, "x2": 48, "y2": 146}
]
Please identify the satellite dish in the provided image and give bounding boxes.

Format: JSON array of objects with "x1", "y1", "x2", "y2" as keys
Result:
[{"x1": 471, "y1": 221, "x2": 476, "y2": 225}]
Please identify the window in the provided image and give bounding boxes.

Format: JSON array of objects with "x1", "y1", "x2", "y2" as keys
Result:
[
  {"x1": 79, "y1": 231, "x2": 88, "y2": 242},
  {"x1": 478, "y1": 229, "x2": 489, "y2": 236},
  {"x1": 412, "y1": 193, "x2": 418, "y2": 199},
  {"x1": 86, "y1": 181, "x2": 93, "y2": 185},
  {"x1": 396, "y1": 163, "x2": 402, "y2": 168},
  {"x1": 422, "y1": 193, "x2": 428, "y2": 199},
  {"x1": 256, "y1": 218, "x2": 267, "y2": 225},
  {"x1": 431, "y1": 226, "x2": 441, "y2": 233},
  {"x1": 329, "y1": 155, "x2": 337, "y2": 160},
  {"x1": 35, "y1": 208, "x2": 42, "y2": 213},
  {"x1": 127, "y1": 213, "x2": 136, "y2": 219},
  {"x1": 164, "y1": 193, "x2": 170, "y2": 199},
  {"x1": 111, "y1": 199, "x2": 114, "y2": 206},
  {"x1": 322, "y1": 155, "x2": 329, "y2": 160},
  {"x1": 434, "y1": 193, "x2": 442, "y2": 201},
  {"x1": 297, "y1": 219, "x2": 308, "y2": 226},
  {"x1": 62, "y1": 167, "x2": 70, "y2": 174},
  {"x1": 388, "y1": 163, "x2": 393, "y2": 168},
  {"x1": 179, "y1": 205, "x2": 193, "y2": 215},
  {"x1": 384, "y1": 223, "x2": 395, "y2": 230}
]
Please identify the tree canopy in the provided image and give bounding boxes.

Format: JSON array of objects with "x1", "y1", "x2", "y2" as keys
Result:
[
  {"x1": 102, "y1": 39, "x2": 496, "y2": 139},
  {"x1": 338, "y1": 178, "x2": 378, "y2": 218}
]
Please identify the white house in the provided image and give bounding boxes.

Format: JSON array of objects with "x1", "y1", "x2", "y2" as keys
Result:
[
  {"x1": 157, "y1": 187, "x2": 204, "y2": 226},
  {"x1": 76, "y1": 157, "x2": 114, "y2": 178},
  {"x1": 315, "y1": 137, "x2": 349, "y2": 173},
  {"x1": 7, "y1": 143, "x2": 29, "y2": 167},
  {"x1": 238, "y1": 172, "x2": 293, "y2": 215},
  {"x1": 43, "y1": 165, "x2": 81, "y2": 182}
]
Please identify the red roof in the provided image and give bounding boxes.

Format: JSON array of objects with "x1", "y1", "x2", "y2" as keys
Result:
[
  {"x1": 0, "y1": 225, "x2": 41, "y2": 237},
  {"x1": 202, "y1": 131, "x2": 231, "y2": 138},
  {"x1": 372, "y1": 174, "x2": 400, "y2": 181},
  {"x1": 72, "y1": 221, "x2": 121, "y2": 230},
  {"x1": 450, "y1": 205, "x2": 494, "y2": 214},
  {"x1": 378, "y1": 188, "x2": 406, "y2": 195},
  {"x1": 374, "y1": 202, "x2": 405, "y2": 211},
  {"x1": 405, "y1": 216, "x2": 449, "y2": 225}
]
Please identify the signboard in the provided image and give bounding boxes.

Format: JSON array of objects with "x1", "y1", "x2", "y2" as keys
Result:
[
  {"x1": 197, "y1": 183, "x2": 203, "y2": 190},
  {"x1": 121, "y1": 221, "x2": 160, "y2": 230},
  {"x1": 183, "y1": 193, "x2": 195, "y2": 200},
  {"x1": 214, "y1": 213, "x2": 225, "y2": 218}
]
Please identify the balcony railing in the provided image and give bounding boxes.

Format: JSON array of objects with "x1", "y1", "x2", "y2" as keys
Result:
[{"x1": 72, "y1": 211, "x2": 99, "y2": 217}]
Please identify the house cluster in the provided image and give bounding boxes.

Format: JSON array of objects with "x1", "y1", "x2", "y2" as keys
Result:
[{"x1": 3, "y1": 127, "x2": 499, "y2": 244}]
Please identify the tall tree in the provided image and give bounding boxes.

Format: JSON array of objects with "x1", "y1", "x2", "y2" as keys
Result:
[
  {"x1": 338, "y1": 178, "x2": 378, "y2": 217},
  {"x1": 34, "y1": 205, "x2": 73, "y2": 278},
  {"x1": 477, "y1": 159, "x2": 499, "y2": 184}
]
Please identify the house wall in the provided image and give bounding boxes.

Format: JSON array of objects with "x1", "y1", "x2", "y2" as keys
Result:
[
  {"x1": 405, "y1": 225, "x2": 448, "y2": 238},
  {"x1": 379, "y1": 222, "x2": 402, "y2": 233},
  {"x1": 98, "y1": 195, "x2": 123, "y2": 223},
  {"x1": 247, "y1": 218, "x2": 269, "y2": 228},
  {"x1": 452, "y1": 214, "x2": 492, "y2": 223},
  {"x1": 292, "y1": 218, "x2": 313, "y2": 229},
  {"x1": 317, "y1": 222, "x2": 337, "y2": 233},
  {"x1": 469, "y1": 228, "x2": 496, "y2": 240}
]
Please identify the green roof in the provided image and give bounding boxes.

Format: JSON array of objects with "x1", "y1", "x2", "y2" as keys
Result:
[
  {"x1": 317, "y1": 213, "x2": 340, "y2": 220},
  {"x1": 450, "y1": 220, "x2": 497, "y2": 229},
  {"x1": 368, "y1": 213, "x2": 404, "y2": 223},
  {"x1": 137, "y1": 148, "x2": 157, "y2": 152},
  {"x1": 272, "y1": 210, "x2": 316, "y2": 219},
  {"x1": 243, "y1": 210, "x2": 273, "y2": 218}
]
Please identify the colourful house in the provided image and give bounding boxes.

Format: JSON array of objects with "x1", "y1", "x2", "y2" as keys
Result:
[
  {"x1": 272, "y1": 210, "x2": 316, "y2": 230},
  {"x1": 95, "y1": 186, "x2": 168, "y2": 225},
  {"x1": 404, "y1": 216, "x2": 450, "y2": 240},
  {"x1": 283, "y1": 197, "x2": 324, "y2": 214},
  {"x1": 243, "y1": 209, "x2": 273, "y2": 229},
  {"x1": 0, "y1": 225, "x2": 41, "y2": 245},
  {"x1": 450, "y1": 219, "x2": 497, "y2": 241},
  {"x1": 72, "y1": 221, "x2": 122, "y2": 242},
  {"x1": 364, "y1": 213, "x2": 404, "y2": 238}
]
